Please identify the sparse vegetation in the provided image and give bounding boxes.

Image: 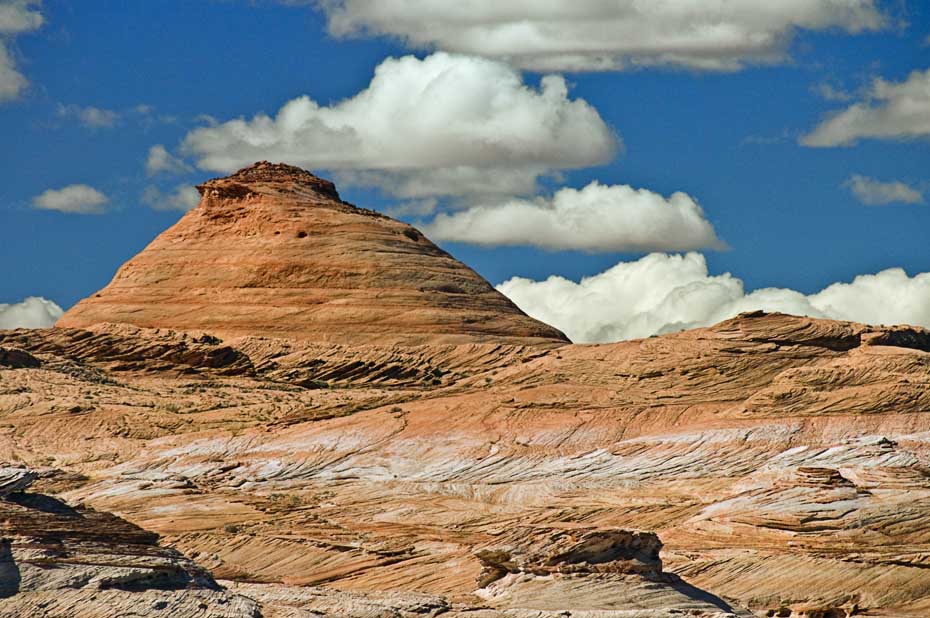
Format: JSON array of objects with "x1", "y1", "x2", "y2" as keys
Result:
[{"x1": 268, "y1": 493, "x2": 304, "y2": 508}]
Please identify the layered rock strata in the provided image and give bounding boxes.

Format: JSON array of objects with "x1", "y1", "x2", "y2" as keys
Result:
[
  {"x1": 4, "y1": 163, "x2": 930, "y2": 617},
  {"x1": 0, "y1": 467, "x2": 259, "y2": 618},
  {"x1": 2, "y1": 312, "x2": 929, "y2": 616},
  {"x1": 56, "y1": 162, "x2": 567, "y2": 346}
]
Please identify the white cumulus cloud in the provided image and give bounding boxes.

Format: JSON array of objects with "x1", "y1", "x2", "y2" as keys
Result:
[
  {"x1": 146, "y1": 144, "x2": 192, "y2": 176},
  {"x1": 0, "y1": 296, "x2": 63, "y2": 329},
  {"x1": 320, "y1": 0, "x2": 886, "y2": 72},
  {"x1": 0, "y1": 0, "x2": 43, "y2": 102},
  {"x1": 181, "y1": 52, "x2": 616, "y2": 199},
  {"x1": 845, "y1": 175, "x2": 923, "y2": 205},
  {"x1": 141, "y1": 184, "x2": 200, "y2": 212},
  {"x1": 802, "y1": 68, "x2": 930, "y2": 147},
  {"x1": 32, "y1": 184, "x2": 109, "y2": 214},
  {"x1": 421, "y1": 181, "x2": 724, "y2": 252},
  {"x1": 497, "y1": 253, "x2": 930, "y2": 343}
]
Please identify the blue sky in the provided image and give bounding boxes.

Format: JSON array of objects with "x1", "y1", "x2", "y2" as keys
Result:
[{"x1": 1, "y1": 1, "x2": 929, "y2": 339}]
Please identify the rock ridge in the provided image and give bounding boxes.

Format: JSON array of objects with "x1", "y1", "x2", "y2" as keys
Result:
[{"x1": 197, "y1": 160, "x2": 342, "y2": 202}]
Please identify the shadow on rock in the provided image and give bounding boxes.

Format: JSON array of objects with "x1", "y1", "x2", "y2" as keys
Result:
[
  {"x1": 0, "y1": 540, "x2": 20, "y2": 598},
  {"x1": 6, "y1": 492, "x2": 80, "y2": 517},
  {"x1": 665, "y1": 573, "x2": 735, "y2": 613}
]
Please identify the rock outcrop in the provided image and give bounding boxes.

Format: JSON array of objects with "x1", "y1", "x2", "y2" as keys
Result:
[
  {"x1": 56, "y1": 162, "x2": 567, "y2": 346},
  {"x1": 0, "y1": 324, "x2": 254, "y2": 377},
  {"x1": 474, "y1": 526, "x2": 664, "y2": 587},
  {"x1": 469, "y1": 526, "x2": 750, "y2": 617},
  {"x1": 0, "y1": 466, "x2": 37, "y2": 497},
  {"x1": 0, "y1": 347, "x2": 40, "y2": 369},
  {"x1": 0, "y1": 467, "x2": 260, "y2": 618}
]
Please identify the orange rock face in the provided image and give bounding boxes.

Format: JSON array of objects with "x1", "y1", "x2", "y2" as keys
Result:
[
  {"x1": 4, "y1": 312, "x2": 929, "y2": 617},
  {"x1": 57, "y1": 162, "x2": 566, "y2": 346},
  {"x1": 6, "y1": 162, "x2": 930, "y2": 618}
]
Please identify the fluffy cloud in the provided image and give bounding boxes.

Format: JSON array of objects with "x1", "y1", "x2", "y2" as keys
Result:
[
  {"x1": 146, "y1": 144, "x2": 191, "y2": 176},
  {"x1": 56, "y1": 104, "x2": 120, "y2": 128},
  {"x1": 0, "y1": 297, "x2": 63, "y2": 329},
  {"x1": 141, "y1": 184, "x2": 200, "y2": 212},
  {"x1": 422, "y1": 181, "x2": 724, "y2": 252},
  {"x1": 497, "y1": 253, "x2": 930, "y2": 343},
  {"x1": 32, "y1": 184, "x2": 109, "y2": 214},
  {"x1": 803, "y1": 69, "x2": 930, "y2": 147},
  {"x1": 320, "y1": 0, "x2": 885, "y2": 72},
  {"x1": 0, "y1": 0, "x2": 43, "y2": 102},
  {"x1": 181, "y1": 52, "x2": 616, "y2": 199},
  {"x1": 845, "y1": 175, "x2": 923, "y2": 205}
]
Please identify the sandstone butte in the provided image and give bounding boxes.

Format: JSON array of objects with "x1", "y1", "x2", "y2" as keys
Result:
[
  {"x1": 56, "y1": 162, "x2": 567, "y2": 346},
  {"x1": 1, "y1": 163, "x2": 929, "y2": 618}
]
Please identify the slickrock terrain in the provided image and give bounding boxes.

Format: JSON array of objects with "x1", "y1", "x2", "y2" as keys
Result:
[
  {"x1": 2, "y1": 164, "x2": 930, "y2": 617},
  {"x1": 0, "y1": 466, "x2": 260, "y2": 617},
  {"x1": 57, "y1": 162, "x2": 566, "y2": 346}
]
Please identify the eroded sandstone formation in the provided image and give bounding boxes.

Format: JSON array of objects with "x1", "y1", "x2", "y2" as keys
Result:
[
  {"x1": 56, "y1": 162, "x2": 566, "y2": 346},
  {"x1": 3, "y1": 312, "x2": 928, "y2": 616},
  {"x1": 0, "y1": 466, "x2": 260, "y2": 618},
  {"x1": 2, "y1": 164, "x2": 929, "y2": 617}
]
